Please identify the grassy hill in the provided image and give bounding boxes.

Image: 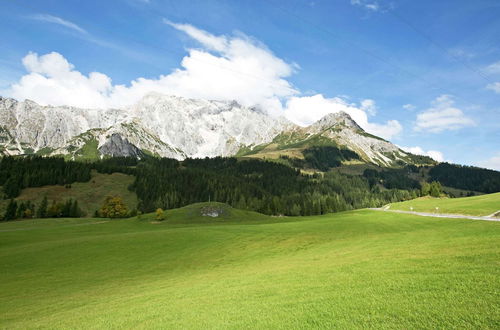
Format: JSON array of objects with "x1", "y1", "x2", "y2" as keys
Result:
[
  {"x1": 0, "y1": 170, "x2": 138, "y2": 216},
  {"x1": 143, "y1": 202, "x2": 274, "y2": 225},
  {"x1": 1, "y1": 205, "x2": 498, "y2": 328},
  {"x1": 388, "y1": 192, "x2": 500, "y2": 216}
]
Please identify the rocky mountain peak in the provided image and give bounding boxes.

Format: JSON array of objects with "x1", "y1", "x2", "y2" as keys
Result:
[{"x1": 311, "y1": 111, "x2": 362, "y2": 131}]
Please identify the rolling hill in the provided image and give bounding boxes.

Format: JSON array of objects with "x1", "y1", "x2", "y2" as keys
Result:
[{"x1": 388, "y1": 192, "x2": 500, "y2": 216}]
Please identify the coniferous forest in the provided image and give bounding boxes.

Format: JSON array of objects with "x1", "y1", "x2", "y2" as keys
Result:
[
  {"x1": 1, "y1": 155, "x2": 500, "y2": 220},
  {"x1": 429, "y1": 163, "x2": 500, "y2": 193}
]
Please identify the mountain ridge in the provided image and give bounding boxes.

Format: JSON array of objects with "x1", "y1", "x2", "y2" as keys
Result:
[{"x1": 0, "y1": 93, "x2": 432, "y2": 167}]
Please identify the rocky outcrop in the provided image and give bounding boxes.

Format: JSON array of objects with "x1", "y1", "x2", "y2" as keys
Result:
[{"x1": 98, "y1": 133, "x2": 144, "y2": 158}]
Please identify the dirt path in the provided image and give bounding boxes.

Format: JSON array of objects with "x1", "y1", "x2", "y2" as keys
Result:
[
  {"x1": 486, "y1": 210, "x2": 500, "y2": 217},
  {"x1": 370, "y1": 208, "x2": 500, "y2": 222}
]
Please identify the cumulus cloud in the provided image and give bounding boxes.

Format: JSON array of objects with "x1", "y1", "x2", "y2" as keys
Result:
[
  {"x1": 403, "y1": 104, "x2": 415, "y2": 111},
  {"x1": 28, "y1": 14, "x2": 87, "y2": 34},
  {"x1": 4, "y1": 23, "x2": 296, "y2": 111},
  {"x1": 3, "y1": 21, "x2": 402, "y2": 139},
  {"x1": 399, "y1": 146, "x2": 444, "y2": 162},
  {"x1": 7, "y1": 52, "x2": 113, "y2": 108},
  {"x1": 414, "y1": 95, "x2": 475, "y2": 133},
  {"x1": 477, "y1": 153, "x2": 500, "y2": 171},
  {"x1": 486, "y1": 82, "x2": 500, "y2": 93},
  {"x1": 284, "y1": 94, "x2": 402, "y2": 140}
]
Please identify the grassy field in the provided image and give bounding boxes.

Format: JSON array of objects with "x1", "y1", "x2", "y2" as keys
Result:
[
  {"x1": 388, "y1": 192, "x2": 500, "y2": 216},
  {"x1": 1, "y1": 202, "x2": 499, "y2": 328},
  {"x1": 0, "y1": 170, "x2": 138, "y2": 217}
]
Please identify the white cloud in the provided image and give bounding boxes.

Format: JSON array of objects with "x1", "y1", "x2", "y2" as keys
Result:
[
  {"x1": 414, "y1": 95, "x2": 475, "y2": 133},
  {"x1": 7, "y1": 52, "x2": 113, "y2": 108},
  {"x1": 484, "y1": 62, "x2": 500, "y2": 94},
  {"x1": 4, "y1": 23, "x2": 297, "y2": 111},
  {"x1": 360, "y1": 99, "x2": 377, "y2": 115},
  {"x1": 350, "y1": 0, "x2": 380, "y2": 11},
  {"x1": 400, "y1": 146, "x2": 444, "y2": 162},
  {"x1": 403, "y1": 104, "x2": 415, "y2": 111},
  {"x1": 485, "y1": 61, "x2": 500, "y2": 74},
  {"x1": 477, "y1": 153, "x2": 500, "y2": 171},
  {"x1": 486, "y1": 82, "x2": 500, "y2": 93},
  {"x1": 3, "y1": 21, "x2": 402, "y2": 140},
  {"x1": 284, "y1": 94, "x2": 402, "y2": 140},
  {"x1": 164, "y1": 20, "x2": 228, "y2": 52},
  {"x1": 28, "y1": 14, "x2": 87, "y2": 34}
]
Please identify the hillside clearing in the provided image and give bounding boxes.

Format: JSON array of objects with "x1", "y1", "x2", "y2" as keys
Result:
[{"x1": 0, "y1": 170, "x2": 137, "y2": 217}]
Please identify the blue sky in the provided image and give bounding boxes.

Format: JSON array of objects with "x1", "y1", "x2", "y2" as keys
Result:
[{"x1": 0, "y1": 0, "x2": 499, "y2": 169}]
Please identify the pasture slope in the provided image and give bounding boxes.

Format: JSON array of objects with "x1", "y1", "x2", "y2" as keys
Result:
[
  {"x1": 0, "y1": 202, "x2": 499, "y2": 328},
  {"x1": 388, "y1": 192, "x2": 500, "y2": 216},
  {"x1": 0, "y1": 170, "x2": 138, "y2": 217}
]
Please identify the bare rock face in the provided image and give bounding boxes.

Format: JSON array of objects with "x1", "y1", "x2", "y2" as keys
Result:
[
  {"x1": 200, "y1": 205, "x2": 225, "y2": 217},
  {"x1": 98, "y1": 133, "x2": 144, "y2": 158},
  {"x1": 0, "y1": 93, "x2": 416, "y2": 166},
  {"x1": 0, "y1": 93, "x2": 293, "y2": 159},
  {"x1": 305, "y1": 111, "x2": 407, "y2": 166}
]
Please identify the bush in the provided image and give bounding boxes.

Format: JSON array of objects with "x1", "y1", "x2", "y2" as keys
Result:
[
  {"x1": 98, "y1": 196, "x2": 129, "y2": 218},
  {"x1": 155, "y1": 208, "x2": 165, "y2": 221}
]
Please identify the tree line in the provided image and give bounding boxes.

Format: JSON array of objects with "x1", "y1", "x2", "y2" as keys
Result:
[
  {"x1": 1, "y1": 155, "x2": 498, "y2": 219},
  {"x1": 0, "y1": 156, "x2": 138, "y2": 199},
  {"x1": 131, "y1": 157, "x2": 419, "y2": 216},
  {"x1": 280, "y1": 146, "x2": 360, "y2": 171},
  {"x1": 0, "y1": 157, "x2": 91, "y2": 198},
  {"x1": 3, "y1": 197, "x2": 83, "y2": 221},
  {"x1": 429, "y1": 163, "x2": 500, "y2": 193}
]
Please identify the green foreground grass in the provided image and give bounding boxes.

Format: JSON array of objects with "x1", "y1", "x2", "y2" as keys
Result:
[
  {"x1": 389, "y1": 192, "x2": 500, "y2": 216},
  {"x1": 1, "y1": 203, "x2": 499, "y2": 328}
]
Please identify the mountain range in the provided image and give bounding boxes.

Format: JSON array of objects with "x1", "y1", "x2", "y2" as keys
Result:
[{"x1": 0, "y1": 93, "x2": 432, "y2": 167}]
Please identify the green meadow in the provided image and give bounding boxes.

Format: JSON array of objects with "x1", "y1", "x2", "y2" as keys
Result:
[
  {"x1": 388, "y1": 192, "x2": 500, "y2": 216},
  {"x1": 1, "y1": 203, "x2": 499, "y2": 328}
]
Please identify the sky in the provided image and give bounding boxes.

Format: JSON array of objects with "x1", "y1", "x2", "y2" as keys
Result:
[{"x1": 0, "y1": 0, "x2": 499, "y2": 169}]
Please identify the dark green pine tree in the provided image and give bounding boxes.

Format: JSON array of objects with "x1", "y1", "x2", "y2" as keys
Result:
[
  {"x1": 16, "y1": 202, "x2": 27, "y2": 219},
  {"x1": 70, "y1": 200, "x2": 81, "y2": 218},
  {"x1": 3, "y1": 199, "x2": 18, "y2": 221},
  {"x1": 3, "y1": 176, "x2": 21, "y2": 199},
  {"x1": 62, "y1": 199, "x2": 72, "y2": 217},
  {"x1": 37, "y1": 196, "x2": 48, "y2": 218}
]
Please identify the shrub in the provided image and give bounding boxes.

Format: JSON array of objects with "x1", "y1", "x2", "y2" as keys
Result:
[{"x1": 99, "y1": 196, "x2": 128, "y2": 218}]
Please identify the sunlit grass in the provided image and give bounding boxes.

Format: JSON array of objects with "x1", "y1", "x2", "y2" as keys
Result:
[
  {"x1": 389, "y1": 192, "x2": 500, "y2": 216},
  {"x1": 1, "y1": 205, "x2": 498, "y2": 328}
]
